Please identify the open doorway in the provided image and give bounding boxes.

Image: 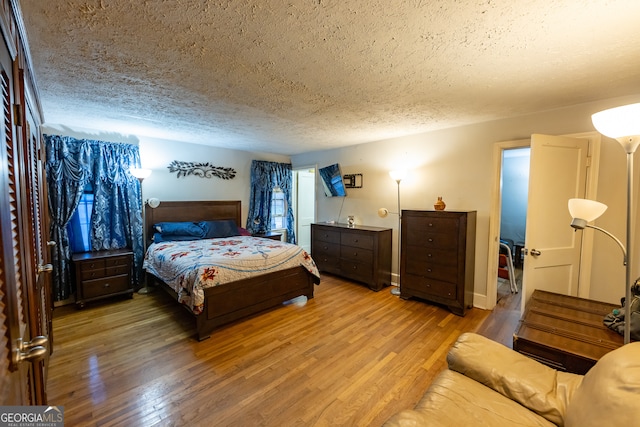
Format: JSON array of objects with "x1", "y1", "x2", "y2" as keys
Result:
[
  {"x1": 293, "y1": 166, "x2": 316, "y2": 252},
  {"x1": 497, "y1": 147, "x2": 530, "y2": 302},
  {"x1": 486, "y1": 132, "x2": 601, "y2": 311},
  {"x1": 486, "y1": 138, "x2": 531, "y2": 310}
]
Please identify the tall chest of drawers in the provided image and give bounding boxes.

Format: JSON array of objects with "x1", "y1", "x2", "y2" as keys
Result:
[
  {"x1": 311, "y1": 223, "x2": 392, "y2": 291},
  {"x1": 72, "y1": 248, "x2": 134, "y2": 307},
  {"x1": 400, "y1": 210, "x2": 476, "y2": 316}
]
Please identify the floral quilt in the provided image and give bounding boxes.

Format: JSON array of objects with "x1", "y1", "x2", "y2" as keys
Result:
[{"x1": 143, "y1": 236, "x2": 320, "y2": 314}]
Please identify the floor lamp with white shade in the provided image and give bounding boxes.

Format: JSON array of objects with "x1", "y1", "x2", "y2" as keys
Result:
[
  {"x1": 378, "y1": 170, "x2": 406, "y2": 296},
  {"x1": 568, "y1": 103, "x2": 640, "y2": 344}
]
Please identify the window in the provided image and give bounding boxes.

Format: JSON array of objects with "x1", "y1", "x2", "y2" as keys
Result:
[
  {"x1": 270, "y1": 187, "x2": 287, "y2": 230},
  {"x1": 66, "y1": 184, "x2": 94, "y2": 253}
]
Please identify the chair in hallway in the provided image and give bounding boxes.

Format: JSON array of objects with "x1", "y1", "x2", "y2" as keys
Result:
[{"x1": 498, "y1": 242, "x2": 518, "y2": 293}]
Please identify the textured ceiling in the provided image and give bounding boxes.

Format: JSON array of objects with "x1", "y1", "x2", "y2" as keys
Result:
[{"x1": 18, "y1": 0, "x2": 640, "y2": 155}]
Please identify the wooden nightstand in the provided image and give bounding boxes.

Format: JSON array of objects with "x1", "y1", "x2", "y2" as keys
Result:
[
  {"x1": 72, "y1": 249, "x2": 134, "y2": 308},
  {"x1": 253, "y1": 231, "x2": 282, "y2": 241}
]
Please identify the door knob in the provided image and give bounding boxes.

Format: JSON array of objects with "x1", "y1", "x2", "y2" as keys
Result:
[
  {"x1": 37, "y1": 264, "x2": 53, "y2": 274},
  {"x1": 12, "y1": 336, "x2": 48, "y2": 365},
  {"x1": 530, "y1": 249, "x2": 542, "y2": 256}
]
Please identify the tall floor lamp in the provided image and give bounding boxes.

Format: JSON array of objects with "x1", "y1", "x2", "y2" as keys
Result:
[
  {"x1": 378, "y1": 170, "x2": 406, "y2": 296},
  {"x1": 568, "y1": 103, "x2": 640, "y2": 344},
  {"x1": 130, "y1": 168, "x2": 153, "y2": 294}
]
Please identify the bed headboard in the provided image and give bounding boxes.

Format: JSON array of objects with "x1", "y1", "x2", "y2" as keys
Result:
[{"x1": 144, "y1": 200, "x2": 242, "y2": 246}]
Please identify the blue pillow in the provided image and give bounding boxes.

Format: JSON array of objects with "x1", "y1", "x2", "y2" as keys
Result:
[
  {"x1": 152, "y1": 233, "x2": 202, "y2": 243},
  {"x1": 153, "y1": 222, "x2": 205, "y2": 238},
  {"x1": 200, "y1": 220, "x2": 240, "y2": 239}
]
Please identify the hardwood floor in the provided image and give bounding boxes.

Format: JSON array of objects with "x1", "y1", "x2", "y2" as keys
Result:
[{"x1": 47, "y1": 274, "x2": 520, "y2": 426}]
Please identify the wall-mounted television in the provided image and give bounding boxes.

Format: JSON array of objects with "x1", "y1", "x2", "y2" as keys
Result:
[{"x1": 319, "y1": 163, "x2": 346, "y2": 197}]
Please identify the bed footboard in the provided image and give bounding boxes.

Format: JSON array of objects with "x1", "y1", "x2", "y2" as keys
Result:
[{"x1": 149, "y1": 266, "x2": 316, "y2": 341}]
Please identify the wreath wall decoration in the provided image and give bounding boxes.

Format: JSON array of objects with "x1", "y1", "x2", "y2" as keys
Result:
[{"x1": 168, "y1": 160, "x2": 237, "y2": 180}]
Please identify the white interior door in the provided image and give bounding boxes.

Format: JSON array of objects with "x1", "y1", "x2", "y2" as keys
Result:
[
  {"x1": 522, "y1": 134, "x2": 590, "y2": 310},
  {"x1": 295, "y1": 168, "x2": 315, "y2": 252}
]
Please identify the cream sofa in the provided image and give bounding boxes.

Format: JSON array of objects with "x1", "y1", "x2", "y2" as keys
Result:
[{"x1": 383, "y1": 332, "x2": 640, "y2": 427}]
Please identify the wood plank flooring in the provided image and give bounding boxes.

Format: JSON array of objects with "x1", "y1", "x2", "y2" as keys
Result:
[{"x1": 47, "y1": 274, "x2": 520, "y2": 426}]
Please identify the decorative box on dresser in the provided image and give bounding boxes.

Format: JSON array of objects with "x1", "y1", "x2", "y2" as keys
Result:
[
  {"x1": 400, "y1": 210, "x2": 477, "y2": 316},
  {"x1": 72, "y1": 248, "x2": 134, "y2": 308},
  {"x1": 311, "y1": 223, "x2": 392, "y2": 291}
]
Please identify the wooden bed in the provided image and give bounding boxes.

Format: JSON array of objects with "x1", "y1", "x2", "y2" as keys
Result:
[{"x1": 144, "y1": 200, "x2": 317, "y2": 340}]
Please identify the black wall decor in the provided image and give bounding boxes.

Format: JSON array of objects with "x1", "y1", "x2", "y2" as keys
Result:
[{"x1": 168, "y1": 160, "x2": 236, "y2": 179}]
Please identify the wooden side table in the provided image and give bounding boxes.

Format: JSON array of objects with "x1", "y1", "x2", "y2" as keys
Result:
[
  {"x1": 513, "y1": 289, "x2": 623, "y2": 374},
  {"x1": 72, "y1": 249, "x2": 134, "y2": 308}
]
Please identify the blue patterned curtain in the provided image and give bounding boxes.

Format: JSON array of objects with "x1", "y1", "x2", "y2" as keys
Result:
[
  {"x1": 45, "y1": 138, "x2": 91, "y2": 301},
  {"x1": 246, "y1": 160, "x2": 296, "y2": 244},
  {"x1": 45, "y1": 135, "x2": 143, "y2": 301}
]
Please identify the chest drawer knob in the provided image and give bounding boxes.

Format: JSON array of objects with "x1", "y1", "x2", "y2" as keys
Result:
[{"x1": 104, "y1": 283, "x2": 110, "y2": 288}]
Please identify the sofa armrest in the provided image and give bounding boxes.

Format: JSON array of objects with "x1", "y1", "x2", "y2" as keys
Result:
[{"x1": 447, "y1": 333, "x2": 583, "y2": 426}]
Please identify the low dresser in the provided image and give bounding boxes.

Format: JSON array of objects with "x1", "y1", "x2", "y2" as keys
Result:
[{"x1": 311, "y1": 223, "x2": 392, "y2": 291}]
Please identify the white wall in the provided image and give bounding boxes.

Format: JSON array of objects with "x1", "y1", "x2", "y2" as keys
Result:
[
  {"x1": 42, "y1": 125, "x2": 290, "y2": 228},
  {"x1": 292, "y1": 94, "x2": 640, "y2": 308}
]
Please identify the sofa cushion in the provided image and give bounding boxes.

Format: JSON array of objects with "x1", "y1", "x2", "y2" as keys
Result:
[
  {"x1": 383, "y1": 370, "x2": 555, "y2": 427},
  {"x1": 446, "y1": 333, "x2": 582, "y2": 425},
  {"x1": 564, "y1": 341, "x2": 640, "y2": 426}
]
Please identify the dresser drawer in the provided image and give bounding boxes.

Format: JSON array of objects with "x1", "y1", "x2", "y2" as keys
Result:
[
  {"x1": 105, "y1": 256, "x2": 131, "y2": 276},
  {"x1": 79, "y1": 259, "x2": 106, "y2": 274},
  {"x1": 405, "y1": 229, "x2": 458, "y2": 250},
  {"x1": 81, "y1": 268, "x2": 106, "y2": 280},
  {"x1": 405, "y1": 256, "x2": 458, "y2": 283},
  {"x1": 405, "y1": 246, "x2": 458, "y2": 268},
  {"x1": 402, "y1": 275, "x2": 457, "y2": 300},
  {"x1": 341, "y1": 232, "x2": 374, "y2": 250},
  {"x1": 408, "y1": 215, "x2": 460, "y2": 235},
  {"x1": 340, "y1": 246, "x2": 373, "y2": 264},
  {"x1": 314, "y1": 227, "x2": 341, "y2": 244},
  {"x1": 81, "y1": 275, "x2": 130, "y2": 299},
  {"x1": 106, "y1": 256, "x2": 130, "y2": 268},
  {"x1": 106, "y1": 265, "x2": 130, "y2": 276},
  {"x1": 313, "y1": 240, "x2": 340, "y2": 255},
  {"x1": 340, "y1": 260, "x2": 374, "y2": 283}
]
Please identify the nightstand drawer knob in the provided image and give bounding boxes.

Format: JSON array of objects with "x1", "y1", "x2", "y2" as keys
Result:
[{"x1": 104, "y1": 283, "x2": 110, "y2": 288}]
